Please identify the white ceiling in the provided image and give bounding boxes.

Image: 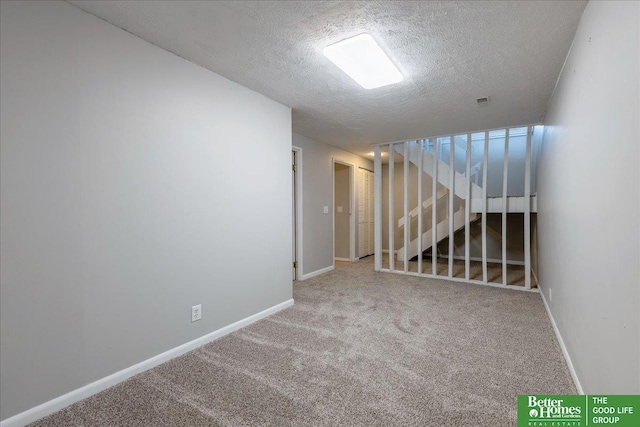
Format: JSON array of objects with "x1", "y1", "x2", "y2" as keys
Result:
[{"x1": 70, "y1": 0, "x2": 587, "y2": 158}]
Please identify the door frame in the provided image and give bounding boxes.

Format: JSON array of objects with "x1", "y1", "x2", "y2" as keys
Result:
[
  {"x1": 358, "y1": 166, "x2": 375, "y2": 259},
  {"x1": 292, "y1": 146, "x2": 303, "y2": 281},
  {"x1": 332, "y1": 158, "x2": 356, "y2": 265}
]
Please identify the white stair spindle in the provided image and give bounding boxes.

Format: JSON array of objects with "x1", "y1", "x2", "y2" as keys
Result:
[
  {"x1": 432, "y1": 139, "x2": 438, "y2": 276},
  {"x1": 448, "y1": 136, "x2": 454, "y2": 278},
  {"x1": 465, "y1": 133, "x2": 471, "y2": 281},
  {"x1": 374, "y1": 145, "x2": 382, "y2": 271},
  {"x1": 403, "y1": 142, "x2": 409, "y2": 273},
  {"x1": 388, "y1": 144, "x2": 395, "y2": 271},
  {"x1": 482, "y1": 131, "x2": 489, "y2": 283},
  {"x1": 502, "y1": 129, "x2": 509, "y2": 286},
  {"x1": 417, "y1": 140, "x2": 423, "y2": 275},
  {"x1": 524, "y1": 127, "x2": 532, "y2": 289}
]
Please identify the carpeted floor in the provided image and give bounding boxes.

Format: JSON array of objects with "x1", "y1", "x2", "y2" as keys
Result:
[{"x1": 31, "y1": 257, "x2": 575, "y2": 426}]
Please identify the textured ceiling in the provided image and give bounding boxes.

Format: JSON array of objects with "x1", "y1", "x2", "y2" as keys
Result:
[{"x1": 70, "y1": 0, "x2": 587, "y2": 158}]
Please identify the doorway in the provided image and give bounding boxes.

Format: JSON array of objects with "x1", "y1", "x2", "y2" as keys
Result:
[
  {"x1": 292, "y1": 147, "x2": 302, "y2": 280},
  {"x1": 358, "y1": 167, "x2": 375, "y2": 258},
  {"x1": 333, "y1": 160, "x2": 354, "y2": 264}
]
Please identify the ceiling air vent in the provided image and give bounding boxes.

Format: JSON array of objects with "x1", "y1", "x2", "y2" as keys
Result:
[{"x1": 476, "y1": 96, "x2": 490, "y2": 105}]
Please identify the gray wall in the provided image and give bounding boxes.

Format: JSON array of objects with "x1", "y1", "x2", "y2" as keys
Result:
[
  {"x1": 0, "y1": 1, "x2": 292, "y2": 420},
  {"x1": 292, "y1": 133, "x2": 373, "y2": 276},
  {"x1": 334, "y1": 164, "x2": 350, "y2": 259},
  {"x1": 537, "y1": 1, "x2": 639, "y2": 393}
]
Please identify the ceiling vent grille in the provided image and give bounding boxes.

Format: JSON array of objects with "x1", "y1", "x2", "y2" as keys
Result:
[{"x1": 476, "y1": 96, "x2": 490, "y2": 105}]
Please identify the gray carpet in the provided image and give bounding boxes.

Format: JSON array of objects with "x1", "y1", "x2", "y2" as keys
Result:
[{"x1": 31, "y1": 257, "x2": 575, "y2": 426}]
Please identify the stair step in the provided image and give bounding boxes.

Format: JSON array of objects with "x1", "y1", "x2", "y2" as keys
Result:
[
  {"x1": 394, "y1": 143, "x2": 483, "y2": 200},
  {"x1": 471, "y1": 195, "x2": 537, "y2": 213},
  {"x1": 397, "y1": 208, "x2": 477, "y2": 262},
  {"x1": 394, "y1": 143, "x2": 537, "y2": 214}
]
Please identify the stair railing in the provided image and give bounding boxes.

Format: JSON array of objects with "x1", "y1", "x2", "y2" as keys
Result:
[{"x1": 373, "y1": 125, "x2": 537, "y2": 291}]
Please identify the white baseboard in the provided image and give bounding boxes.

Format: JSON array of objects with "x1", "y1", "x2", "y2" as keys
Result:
[
  {"x1": 334, "y1": 257, "x2": 350, "y2": 262},
  {"x1": 300, "y1": 265, "x2": 334, "y2": 280},
  {"x1": 0, "y1": 299, "x2": 295, "y2": 427},
  {"x1": 538, "y1": 286, "x2": 584, "y2": 394}
]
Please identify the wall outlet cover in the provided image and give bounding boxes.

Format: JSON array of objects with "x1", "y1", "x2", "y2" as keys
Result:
[{"x1": 191, "y1": 304, "x2": 202, "y2": 322}]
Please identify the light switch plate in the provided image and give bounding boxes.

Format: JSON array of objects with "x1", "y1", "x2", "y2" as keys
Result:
[{"x1": 323, "y1": 206, "x2": 329, "y2": 214}]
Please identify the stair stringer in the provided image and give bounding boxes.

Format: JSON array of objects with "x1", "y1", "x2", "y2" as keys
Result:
[
  {"x1": 394, "y1": 143, "x2": 483, "y2": 200},
  {"x1": 397, "y1": 208, "x2": 478, "y2": 262}
]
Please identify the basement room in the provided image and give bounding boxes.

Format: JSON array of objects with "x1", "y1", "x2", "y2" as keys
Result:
[{"x1": 1, "y1": 1, "x2": 638, "y2": 426}]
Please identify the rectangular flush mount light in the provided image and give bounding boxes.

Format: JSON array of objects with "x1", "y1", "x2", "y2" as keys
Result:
[{"x1": 324, "y1": 33, "x2": 403, "y2": 89}]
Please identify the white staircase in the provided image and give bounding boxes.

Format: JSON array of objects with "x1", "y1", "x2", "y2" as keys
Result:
[
  {"x1": 393, "y1": 141, "x2": 535, "y2": 262},
  {"x1": 395, "y1": 143, "x2": 537, "y2": 213},
  {"x1": 396, "y1": 143, "x2": 483, "y2": 200},
  {"x1": 397, "y1": 187, "x2": 448, "y2": 228},
  {"x1": 375, "y1": 125, "x2": 538, "y2": 290},
  {"x1": 397, "y1": 206, "x2": 478, "y2": 262}
]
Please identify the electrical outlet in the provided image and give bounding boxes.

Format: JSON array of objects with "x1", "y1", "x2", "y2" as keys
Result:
[{"x1": 191, "y1": 304, "x2": 202, "y2": 322}]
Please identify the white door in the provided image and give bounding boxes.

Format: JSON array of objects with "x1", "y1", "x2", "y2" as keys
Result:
[{"x1": 358, "y1": 168, "x2": 375, "y2": 258}]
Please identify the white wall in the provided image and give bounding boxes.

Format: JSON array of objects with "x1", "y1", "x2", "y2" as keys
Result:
[
  {"x1": 537, "y1": 1, "x2": 639, "y2": 393},
  {"x1": 0, "y1": 1, "x2": 292, "y2": 420},
  {"x1": 292, "y1": 133, "x2": 373, "y2": 276}
]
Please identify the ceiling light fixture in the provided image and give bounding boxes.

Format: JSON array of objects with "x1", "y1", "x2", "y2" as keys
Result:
[{"x1": 324, "y1": 33, "x2": 403, "y2": 89}]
